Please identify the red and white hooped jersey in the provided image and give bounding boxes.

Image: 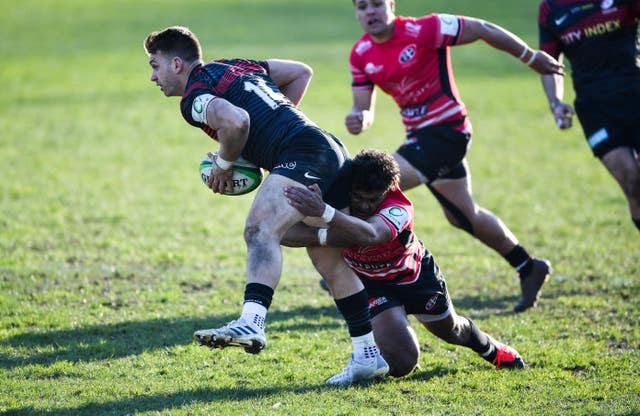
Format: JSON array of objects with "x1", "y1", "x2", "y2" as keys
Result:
[
  {"x1": 342, "y1": 189, "x2": 426, "y2": 285},
  {"x1": 350, "y1": 14, "x2": 472, "y2": 134}
]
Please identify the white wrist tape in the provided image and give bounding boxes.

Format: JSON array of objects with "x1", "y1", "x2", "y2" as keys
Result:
[
  {"x1": 518, "y1": 45, "x2": 528, "y2": 60},
  {"x1": 214, "y1": 156, "x2": 234, "y2": 170},
  {"x1": 321, "y1": 204, "x2": 336, "y2": 223},
  {"x1": 526, "y1": 51, "x2": 538, "y2": 66},
  {"x1": 317, "y1": 228, "x2": 328, "y2": 246}
]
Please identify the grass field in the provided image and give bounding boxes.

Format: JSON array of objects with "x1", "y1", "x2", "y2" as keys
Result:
[{"x1": 1, "y1": 0, "x2": 638, "y2": 414}]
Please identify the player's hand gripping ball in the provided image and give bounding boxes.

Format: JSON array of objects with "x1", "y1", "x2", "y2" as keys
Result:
[{"x1": 199, "y1": 153, "x2": 263, "y2": 196}]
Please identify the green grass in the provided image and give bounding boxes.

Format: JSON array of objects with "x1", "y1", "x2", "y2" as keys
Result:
[{"x1": 1, "y1": 0, "x2": 638, "y2": 414}]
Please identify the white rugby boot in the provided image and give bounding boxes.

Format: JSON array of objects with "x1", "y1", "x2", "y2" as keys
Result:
[
  {"x1": 325, "y1": 353, "x2": 389, "y2": 386},
  {"x1": 194, "y1": 317, "x2": 266, "y2": 354}
]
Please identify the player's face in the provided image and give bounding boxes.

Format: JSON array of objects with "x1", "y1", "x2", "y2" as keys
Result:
[
  {"x1": 350, "y1": 189, "x2": 388, "y2": 219},
  {"x1": 148, "y1": 52, "x2": 181, "y2": 97},
  {"x1": 353, "y1": 0, "x2": 395, "y2": 41}
]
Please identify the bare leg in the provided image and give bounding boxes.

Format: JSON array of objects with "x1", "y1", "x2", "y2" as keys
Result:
[
  {"x1": 394, "y1": 153, "x2": 519, "y2": 255},
  {"x1": 243, "y1": 174, "x2": 306, "y2": 289},
  {"x1": 600, "y1": 147, "x2": 640, "y2": 224},
  {"x1": 371, "y1": 306, "x2": 420, "y2": 377},
  {"x1": 418, "y1": 311, "x2": 525, "y2": 369}
]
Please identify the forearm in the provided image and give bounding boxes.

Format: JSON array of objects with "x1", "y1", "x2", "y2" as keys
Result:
[
  {"x1": 281, "y1": 223, "x2": 319, "y2": 247},
  {"x1": 541, "y1": 73, "x2": 565, "y2": 108},
  {"x1": 460, "y1": 18, "x2": 534, "y2": 62}
]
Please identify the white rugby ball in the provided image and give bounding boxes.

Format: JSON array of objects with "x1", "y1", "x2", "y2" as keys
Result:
[{"x1": 199, "y1": 153, "x2": 263, "y2": 196}]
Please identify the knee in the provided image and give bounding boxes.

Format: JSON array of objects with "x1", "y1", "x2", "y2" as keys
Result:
[
  {"x1": 243, "y1": 223, "x2": 261, "y2": 245},
  {"x1": 383, "y1": 348, "x2": 419, "y2": 378}
]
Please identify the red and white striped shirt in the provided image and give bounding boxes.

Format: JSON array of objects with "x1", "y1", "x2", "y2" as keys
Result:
[{"x1": 343, "y1": 189, "x2": 426, "y2": 285}]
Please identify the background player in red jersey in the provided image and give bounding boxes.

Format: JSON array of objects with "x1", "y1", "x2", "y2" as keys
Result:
[
  {"x1": 538, "y1": 0, "x2": 640, "y2": 232},
  {"x1": 144, "y1": 26, "x2": 389, "y2": 385},
  {"x1": 283, "y1": 149, "x2": 525, "y2": 377},
  {"x1": 345, "y1": 0, "x2": 565, "y2": 312}
]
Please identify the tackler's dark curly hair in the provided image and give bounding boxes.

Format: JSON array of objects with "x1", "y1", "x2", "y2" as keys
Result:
[{"x1": 351, "y1": 149, "x2": 400, "y2": 193}]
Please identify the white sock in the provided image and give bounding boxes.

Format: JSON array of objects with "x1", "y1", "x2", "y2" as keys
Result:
[
  {"x1": 352, "y1": 332, "x2": 378, "y2": 362},
  {"x1": 241, "y1": 301, "x2": 267, "y2": 330}
]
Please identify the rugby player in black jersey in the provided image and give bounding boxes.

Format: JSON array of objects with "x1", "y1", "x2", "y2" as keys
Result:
[
  {"x1": 538, "y1": 0, "x2": 640, "y2": 231},
  {"x1": 144, "y1": 26, "x2": 388, "y2": 385}
]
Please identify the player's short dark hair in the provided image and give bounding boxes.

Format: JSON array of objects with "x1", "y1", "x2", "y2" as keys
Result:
[
  {"x1": 144, "y1": 26, "x2": 202, "y2": 63},
  {"x1": 351, "y1": 149, "x2": 400, "y2": 193}
]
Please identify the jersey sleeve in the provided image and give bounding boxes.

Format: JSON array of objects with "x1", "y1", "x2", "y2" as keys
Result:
[
  {"x1": 419, "y1": 13, "x2": 463, "y2": 49},
  {"x1": 538, "y1": 0, "x2": 563, "y2": 58},
  {"x1": 180, "y1": 83, "x2": 216, "y2": 128},
  {"x1": 349, "y1": 40, "x2": 375, "y2": 91},
  {"x1": 375, "y1": 204, "x2": 412, "y2": 240}
]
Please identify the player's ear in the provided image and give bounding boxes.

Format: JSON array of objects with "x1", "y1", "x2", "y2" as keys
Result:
[
  {"x1": 389, "y1": 0, "x2": 396, "y2": 13},
  {"x1": 172, "y1": 56, "x2": 184, "y2": 74}
]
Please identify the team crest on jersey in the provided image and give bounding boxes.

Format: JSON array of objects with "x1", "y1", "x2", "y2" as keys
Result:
[
  {"x1": 365, "y1": 62, "x2": 384, "y2": 74},
  {"x1": 601, "y1": 0, "x2": 614, "y2": 10},
  {"x1": 399, "y1": 45, "x2": 417, "y2": 64},
  {"x1": 405, "y1": 22, "x2": 422, "y2": 37},
  {"x1": 355, "y1": 40, "x2": 372, "y2": 55}
]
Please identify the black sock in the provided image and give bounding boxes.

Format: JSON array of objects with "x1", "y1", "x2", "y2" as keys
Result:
[
  {"x1": 633, "y1": 218, "x2": 640, "y2": 231},
  {"x1": 243, "y1": 283, "x2": 274, "y2": 309},
  {"x1": 334, "y1": 289, "x2": 372, "y2": 337},
  {"x1": 462, "y1": 318, "x2": 495, "y2": 362},
  {"x1": 504, "y1": 245, "x2": 533, "y2": 277}
]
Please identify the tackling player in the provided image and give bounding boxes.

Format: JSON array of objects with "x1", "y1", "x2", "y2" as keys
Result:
[
  {"x1": 283, "y1": 149, "x2": 525, "y2": 378},
  {"x1": 538, "y1": 0, "x2": 640, "y2": 232},
  {"x1": 143, "y1": 26, "x2": 389, "y2": 385},
  {"x1": 344, "y1": 0, "x2": 565, "y2": 312}
]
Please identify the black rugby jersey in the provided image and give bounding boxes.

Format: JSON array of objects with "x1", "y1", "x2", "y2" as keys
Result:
[
  {"x1": 539, "y1": 0, "x2": 640, "y2": 96},
  {"x1": 180, "y1": 59, "x2": 316, "y2": 169}
]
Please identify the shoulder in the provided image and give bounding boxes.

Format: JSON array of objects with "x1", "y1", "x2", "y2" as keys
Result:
[
  {"x1": 351, "y1": 34, "x2": 373, "y2": 60},
  {"x1": 376, "y1": 190, "x2": 413, "y2": 231}
]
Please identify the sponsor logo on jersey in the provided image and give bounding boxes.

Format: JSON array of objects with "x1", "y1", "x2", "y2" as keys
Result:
[
  {"x1": 437, "y1": 14, "x2": 459, "y2": 37},
  {"x1": 192, "y1": 94, "x2": 215, "y2": 124},
  {"x1": 368, "y1": 296, "x2": 388, "y2": 309},
  {"x1": 399, "y1": 45, "x2": 417, "y2": 64},
  {"x1": 365, "y1": 62, "x2": 384, "y2": 74},
  {"x1": 401, "y1": 103, "x2": 428, "y2": 118},
  {"x1": 273, "y1": 161, "x2": 297, "y2": 170},
  {"x1": 405, "y1": 22, "x2": 422, "y2": 37},
  {"x1": 424, "y1": 294, "x2": 440, "y2": 311},
  {"x1": 380, "y1": 206, "x2": 409, "y2": 230},
  {"x1": 355, "y1": 40, "x2": 372, "y2": 55},
  {"x1": 554, "y1": 13, "x2": 569, "y2": 26}
]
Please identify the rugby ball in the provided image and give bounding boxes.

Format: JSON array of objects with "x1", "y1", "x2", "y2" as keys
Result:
[{"x1": 199, "y1": 153, "x2": 263, "y2": 196}]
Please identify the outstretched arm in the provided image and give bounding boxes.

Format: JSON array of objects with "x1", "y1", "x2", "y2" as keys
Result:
[
  {"x1": 266, "y1": 59, "x2": 313, "y2": 106},
  {"x1": 282, "y1": 184, "x2": 393, "y2": 247},
  {"x1": 457, "y1": 17, "x2": 564, "y2": 75}
]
